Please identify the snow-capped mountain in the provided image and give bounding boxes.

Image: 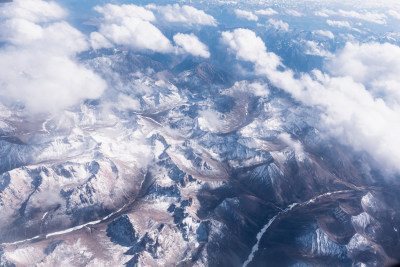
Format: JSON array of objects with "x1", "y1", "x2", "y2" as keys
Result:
[{"x1": 1, "y1": 0, "x2": 400, "y2": 266}]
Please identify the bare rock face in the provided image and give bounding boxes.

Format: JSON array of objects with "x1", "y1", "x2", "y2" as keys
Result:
[
  {"x1": 293, "y1": 228, "x2": 351, "y2": 265},
  {"x1": 106, "y1": 216, "x2": 138, "y2": 247},
  {"x1": 347, "y1": 234, "x2": 386, "y2": 267},
  {"x1": 317, "y1": 207, "x2": 355, "y2": 245},
  {"x1": 356, "y1": 193, "x2": 400, "y2": 260}
]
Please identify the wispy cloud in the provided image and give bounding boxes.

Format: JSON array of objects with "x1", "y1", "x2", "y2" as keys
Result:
[
  {"x1": 388, "y1": 10, "x2": 400, "y2": 20},
  {"x1": 316, "y1": 8, "x2": 386, "y2": 24},
  {"x1": 312, "y1": 30, "x2": 334, "y2": 39},
  {"x1": 221, "y1": 28, "x2": 400, "y2": 174},
  {"x1": 286, "y1": 9, "x2": 303, "y2": 17},
  {"x1": 268, "y1": 19, "x2": 289, "y2": 31},
  {"x1": 326, "y1": 19, "x2": 351, "y2": 28},
  {"x1": 255, "y1": 8, "x2": 277, "y2": 16},
  {"x1": 304, "y1": 41, "x2": 333, "y2": 57}
]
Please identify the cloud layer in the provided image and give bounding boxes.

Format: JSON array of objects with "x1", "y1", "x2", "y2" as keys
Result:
[
  {"x1": 312, "y1": 30, "x2": 335, "y2": 39},
  {"x1": 326, "y1": 19, "x2": 351, "y2": 28},
  {"x1": 316, "y1": 9, "x2": 387, "y2": 24},
  {"x1": 0, "y1": 0, "x2": 66, "y2": 23},
  {"x1": 221, "y1": 28, "x2": 400, "y2": 174},
  {"x1": 327, "y1": 42, "x2": 400, "y2": 104},
  {"x1": 0, "y1": 0, "x2": 106, "y2": 114},
  {"x1": 255, "y1": 8, "x2": 277, "y2": 16}
]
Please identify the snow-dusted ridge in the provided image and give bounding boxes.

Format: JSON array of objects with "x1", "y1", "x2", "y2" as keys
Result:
[
  {"x1": 243, "y1": 190, "x2": 355, "y2": 266},
  {"x1": 1, "y1": 203, "x2": 129, "y2": 246}
]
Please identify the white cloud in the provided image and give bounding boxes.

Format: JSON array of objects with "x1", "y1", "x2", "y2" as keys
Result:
[
  {"x1": 0, "y1": 0, "x2": 66, "y2": 23},
  {"x1": 268, "y1": 19, "x2": 289, "y2": 31},
  {"x1": 255, "y1": 8, "x2": 277, "y2": 16},
  {"x1": 312, "y1": 30, "x2": 334, "y2": 39},
  {"x1": 89, "y1": 32, "x2": 113, "y2": 50},
  {"x1": 1, "y1": 18, "x2": 44, "y2": 45},
  {"x1": 337, "y1": 9, "x2": 386, "y2": 24},
  {"x1": 154, "y1": 4, "x2": 217, "y2": 26},
  {"x1": 116, "y1": 94, "x2": 141, "y2": 111},
  {"x1": 173, "y1": 33, "x2": 210, "y2": 58},
  {"x1": 279, "y1": 133, "x2": 305, "y2": 161},
  {"x1": 92, "y1": 4, "x2": 213, "y2": 57},
  {"x1": 198, "y1": 109, "x2": 224, "y2": 133},
  {"x1": 230, "y1": 80, "x2": 269, "y2": 97},
  {"x1": 234, "y1": 9, "x2": 258, "y2": 21},
  {"x1": 388, "y1": 10, "x2": 400, "y2": 20},
  {"x1": 220, "y1": 28, "x2": 282, "y2": 71},
  {"x1": 93, "y1": 4, "x2": 173, "y2": 53},
  {"x1": 326, "y1": 19, "x2": 351, "y2": 28},
  {"x1": 315, "y1": 9, "x2": 334, "y2": 17},
  {"x1": 221, "y1": 29, "x2": 400, "y2": 174},
  {"x1": 246, "y1": 82, "x2": 269, "y2": 97},
  {"x1": 0, "y1": 0, "x2": 106, "y2": 114},
  {"x1": 316, "y1": 8, "x2": 386, "y2": 24},
  {"x1": 286, "y1": 10, "x2": 303, "y2": 17},
  {"x1": 327, "y1": 42, "x2": 400, "y2": 105},
  {"x1": 94, "y1": 4, "x2": 155, "y2": 22},
  {"x1": 304, "y1": 41, "x2": 333, "y2": 57}
]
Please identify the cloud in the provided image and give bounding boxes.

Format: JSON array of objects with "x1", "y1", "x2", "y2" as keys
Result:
[
  {"x1": 304, "y1": 41, "x2": 333, "y2": 57},
  {"x1": 279, "y1": 133, "x2": 305, "y2": 161},
  {"x1": 255, "y1": 8, "x2": 277, "y2": 16},
  {"x1": 0, "y1": 0, "x2": 66, "y2": 23},
  {"x1": 221, "y1": 28, "x2": 400, "y2": 174},
  {"x1": 29, "y1": 190, "x2": 63, "y2": 209},
  {"x1": 220, "y1": 28, "x2": 282, "y2": 71},
  {"x1": 312, "y1": 30, "x2": 334, "y2": 39},
  {"x1": 326, "y1": 19, "x2": 351, "y2": 28},
  {"x1": 92, "y1": 4, "x2": 212, "y2": 57},
  {"x1": 198, "y1": 109, "x2": 223, "y2": 132},
  {"x1": 316, "y1": 8, "x2": 386, "y2": 24},
  {"x1": 115, "y1": 94, "x2": 141, "y2": 111},
  {"x1": 388, "y1": 10, "x2": 400, "y2": 20},
  {"x1": 234, "y1": 9, "x2": 258, "y2": 21},
  {"x1": 268, "y1": 19, "x2": 289, "y2": 31},
  {"x1": 326, "y1": 42, "x2": 400, "y2": 105},
  {"x1": 94, "y1": 3, "x2": 155, "y2": 22},
  {"x1": 92, "y1": 4, "x2": 173, "y2": 53},
  {"x1": 343, "y1": 11, "x2": 385, "y2": 25},
  {"x1": 315, "y1": 9, "x2": 334, "y2": 17},
  {"x1": 1, "y1": 18, "x2": 44, "y2": 45},
  {"x1": 337, "y1": 9, "x2": 386, "y2": 24},
  {"x1": 286, "y1": 10, "x2": 303, "y2": 17},
  {"x1": 228, "y1": 80, "x2": 269, "y2": 97},
  {"x1": 173, "y1": 33, "x2": 210, "y2": 58},
  {"x1": 152, "y1": 4, "x2": 217, "y2": 26},
  {"x1": 0, "y1": 0, "x2": 106, "y2": 114},
  {"x1": 89, "y1": 31, "x2": 113, "y2": 50}
]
